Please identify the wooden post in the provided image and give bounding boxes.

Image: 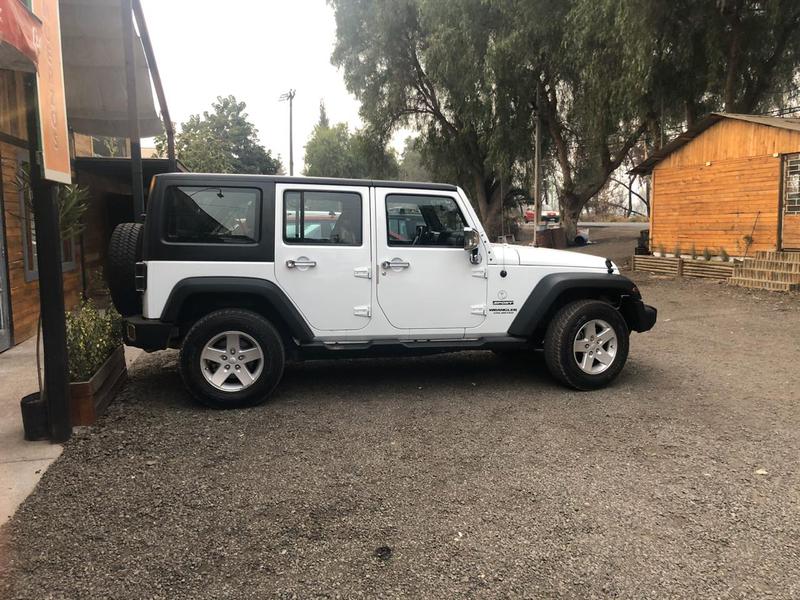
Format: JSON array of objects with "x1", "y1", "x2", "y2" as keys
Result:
[
  {"x1": 24, "y1": 76, "x2": 71, "y2": 443},
  {"x1": 122, "y1": 0, "x2": 144, "y2": 221},
  {"x1": 676, "y1": 257, "x2": 684, "y2": 277}
]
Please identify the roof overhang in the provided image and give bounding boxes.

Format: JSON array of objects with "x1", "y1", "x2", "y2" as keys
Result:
[
  {"x1": 631, "y1": 112, "x2": 800, "y2": 175},
  {"x1": 60, "y1": 0, "x2": 162, "y2": 137},
  {"x1": 0, "y1": 0, "x2": 41, "y2": 72},
  {"x1": 74, "y1": 156, "x2": 188, "y2": 182}
]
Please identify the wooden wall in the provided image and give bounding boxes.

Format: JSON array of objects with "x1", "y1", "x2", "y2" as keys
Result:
[
  {"x1": 0, "y1": 70, "x2": 83, "y2": 347},
  {"x1": 651, "y1": 119, "x2": 800, "y2": 255}
]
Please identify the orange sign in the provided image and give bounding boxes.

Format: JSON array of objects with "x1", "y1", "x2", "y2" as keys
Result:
[{"x1": 32, "y1": 0, "x2": 70, "y2": 184}]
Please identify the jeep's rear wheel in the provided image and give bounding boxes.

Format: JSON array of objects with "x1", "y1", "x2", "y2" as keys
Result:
[
  {"x1": 179, "y1": 309, "x2": 285, "y2": 409},
  {"x1": 544, "y1": 299, "x2": 629, "y2": 390}
]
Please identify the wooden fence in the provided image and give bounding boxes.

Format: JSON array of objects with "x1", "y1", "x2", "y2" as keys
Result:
[{"x1": 632, "y1": 255, "x2": 735, "y2": 279}]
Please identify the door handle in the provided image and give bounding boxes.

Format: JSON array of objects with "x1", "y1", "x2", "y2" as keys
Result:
[
  {"x1": 286, "y1": 259, "x2": 317, "y2": 269},
  {"x1": 382, "y1": 259, "x2": 410, "y2": 270}
]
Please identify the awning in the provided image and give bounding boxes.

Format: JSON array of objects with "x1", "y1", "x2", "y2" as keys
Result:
[
  {"x1": 0, "y1": 0, "x2": 41, "y2": 72},
  {"x1": 59, "y1": 0, "x2": 162, "y2": 137}
]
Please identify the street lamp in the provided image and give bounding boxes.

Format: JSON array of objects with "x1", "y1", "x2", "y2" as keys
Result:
[{"x1": 279, "y1": 89, "x2": 296, "y2": 175}]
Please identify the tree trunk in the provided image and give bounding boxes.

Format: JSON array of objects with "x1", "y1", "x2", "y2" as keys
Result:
[{"x1": 560, "y1": 193, "x2": 582, "y2": 244}]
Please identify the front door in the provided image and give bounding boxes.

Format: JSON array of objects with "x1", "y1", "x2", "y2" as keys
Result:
[
  {"x1": 0, "y1": 204, "x2": 12, "y2": 352},
  {"x1": 275, "y1": 184, "x2": 372, "y2": 331},
  {"x1": 375, "y1": 188, "x2": 488, "y2": 331},
  {"x1": 782, "y1": 153, "x2": 800, "y2": 250}
]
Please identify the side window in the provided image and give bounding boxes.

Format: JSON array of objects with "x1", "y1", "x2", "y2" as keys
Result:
[
  {"x1": 283, "y1": 190, "x2": 362, "y2": 245},
  {"x1": 164, "y1": 186, "x2": 261, "y2": 244},
  {"x1": 386, "y1": 194, "x2": 466, "y2": 247}
]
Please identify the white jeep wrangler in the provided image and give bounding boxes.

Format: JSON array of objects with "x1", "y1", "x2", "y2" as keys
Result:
[{"x1": 108, "y1": 174, "x2": 656, "y2": 408}]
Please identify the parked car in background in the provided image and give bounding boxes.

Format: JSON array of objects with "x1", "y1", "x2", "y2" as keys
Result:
[
  {"x1": 542, "y1": 210, "x2": 560, "y2": 223},
  {"x1": 524, "y1": 209, "x2": 560, "y2": 224}
]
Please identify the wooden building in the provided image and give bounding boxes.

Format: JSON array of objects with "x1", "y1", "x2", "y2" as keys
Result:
[{"x1": 632, "y1": 113, "x2": 800, "y2": 256}]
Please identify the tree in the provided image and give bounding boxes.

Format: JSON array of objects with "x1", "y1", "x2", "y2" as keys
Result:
[
  {"x1": 303, "y1": 102, "x2": 399, "y2": 179},
  {"x1": 330, "y1": 0, "x2": 531, "y2": 238},
  {"x1": 156, "y1": 95, "x2": 282, "y2": 174},
  {"x1": 398, "y1": 137, "x2": 432, "y2": 182}
]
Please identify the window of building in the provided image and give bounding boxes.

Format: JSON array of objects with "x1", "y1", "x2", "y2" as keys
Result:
[
  {"x1": 386, "y1": 194, "x2": 467, "y2": 247},
  {"x1": 164, "y1": 186, "x2": 261, "y2": 244},
  {"x1": 785, "y1": 153, "x2": 800, "y2": 215},
  {"x1": 283, "y1": 190, "x2": 362, "y2": 245},
  {"x1": 17, "y1": 156, "x2": 77, "y2": 282}
]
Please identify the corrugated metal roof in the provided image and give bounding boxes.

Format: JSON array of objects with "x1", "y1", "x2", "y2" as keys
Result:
[{"x1": 630, "y1": 112, "x2": 800, "y2": 175}]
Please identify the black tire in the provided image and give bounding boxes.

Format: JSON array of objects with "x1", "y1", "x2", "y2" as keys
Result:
[
  {"x1": 179, "y1": 309, "x2": 285, "y2": 409},
  {"x1": 107, "y1": 222, "x2": 143, "y2": 317},
  {"x1": 544, "y1": 299, "x2": 629, "y2": 390}
]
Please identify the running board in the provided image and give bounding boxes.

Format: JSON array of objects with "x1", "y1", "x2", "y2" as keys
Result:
[{"x1": 294, "y1": 337, "x2": 531, "y2": 361}]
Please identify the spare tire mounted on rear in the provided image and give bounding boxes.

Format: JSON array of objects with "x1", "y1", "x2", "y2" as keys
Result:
[{"x1": 107, "y1": 222, "x2": 143, "y2": 317}]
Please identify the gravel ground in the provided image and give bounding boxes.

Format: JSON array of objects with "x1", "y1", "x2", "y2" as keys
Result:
[{"x1": 2, "y1": 275, "x2": 800, "y2": 599}]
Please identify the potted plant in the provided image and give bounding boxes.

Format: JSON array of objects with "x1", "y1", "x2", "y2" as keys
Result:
[{"x1": 66, "y1": 302, "x2": 126, "y2": 425}]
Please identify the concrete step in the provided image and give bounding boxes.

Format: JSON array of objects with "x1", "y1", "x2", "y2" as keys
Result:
[
  {"x1": 729, "y1": 277, "x2": 800, "y2": 292},
  {"x1": 753, "y1": 251, "x2": 800, "y2": 263},
  {"x1": 740, "y1": 259, "x2": 800, "y2": 273},
  {"x1": 733, "y1": 268, "x2": 800, "y2": 283}
]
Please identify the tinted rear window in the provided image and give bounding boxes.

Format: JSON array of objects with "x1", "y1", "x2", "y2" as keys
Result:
[{"x1": 164, "y1": 186, "x2": 261, "y2": 244}]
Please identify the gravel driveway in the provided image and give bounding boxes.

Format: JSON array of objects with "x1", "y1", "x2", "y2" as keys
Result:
[{"x1": 2, "y1": 276, "x2": 799, "y2": 599}]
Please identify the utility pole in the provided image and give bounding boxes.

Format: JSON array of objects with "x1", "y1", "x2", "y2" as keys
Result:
[
  {"x1": 532, "y1": 84, "x2": 543, "y2": 246},
  {"x1": 280, "y1": 89, "x2": 296, "y2": 175}
]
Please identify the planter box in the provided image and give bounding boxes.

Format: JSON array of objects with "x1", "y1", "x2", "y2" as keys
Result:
[
  {"x1": 632, "y1": 255, "x2": 735, "y2": 279},
  {"x1": 69, "y1": 345, "x2": 127, "y2": 426}
]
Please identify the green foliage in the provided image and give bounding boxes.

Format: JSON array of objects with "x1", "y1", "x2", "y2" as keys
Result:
[
  {"x1": 303, "y1": 106, "x2": 399, "y2": 179},
  {"x1": 703, "y1": 247, "x2": 713, "y2": 261},
  {"x1": 14, "y1": 164, "x2": 89, "y2": 239},
  {"x1": 673, "y1": 244, "x2": 681, "y2": 258},
  {"x1": 65, "y1": 302, "x2": 122, "y2": 382},
  {"x1": 156, "y1": 95, "x2": 282, "y2": 174},
  {"x1": 690, "y1": 244, "x2": 697, "y2": 260},
  {"x1": 657, "y1": 243, "x2": 665, "y2": 256},
  {"x1": 399, "y1": 137, "x2": 432, "y2": 182},
  {"x1": 719, "y1": 247, "x2": 730, "y2": 262}
]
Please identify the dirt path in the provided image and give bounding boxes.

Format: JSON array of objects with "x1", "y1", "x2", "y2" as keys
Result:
[{"x1": 2, "y1": 276, "x2": 799, "y2": 599}]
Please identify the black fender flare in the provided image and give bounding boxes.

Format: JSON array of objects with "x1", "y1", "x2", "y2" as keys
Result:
[
  {"x1": 161, "y1": 277, "x2": 314, "y2": 343},
  {"x1": 507, "y1": 273, "x2": 641, "y2": 337}
]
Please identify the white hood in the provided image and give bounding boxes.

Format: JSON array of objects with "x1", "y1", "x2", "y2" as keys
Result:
[{"x1": 491, "y1": 244, "x2": 615, "y2": 272}]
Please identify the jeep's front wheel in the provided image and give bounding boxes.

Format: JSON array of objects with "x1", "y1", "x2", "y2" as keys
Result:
[
  {"x1": 544, "y1": 300, "x2": 629, "y2": 390},
  {"x1": 179, "y1": 309, "x2": 285, "y2": 409}
]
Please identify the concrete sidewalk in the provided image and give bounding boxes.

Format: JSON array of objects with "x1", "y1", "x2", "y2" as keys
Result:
[
  {"x1": 0, "y1": 339, "x2": 142, "y2": 525},
  {"x1": 0, "y1": 338, "x2": 61, "y2": 526}
]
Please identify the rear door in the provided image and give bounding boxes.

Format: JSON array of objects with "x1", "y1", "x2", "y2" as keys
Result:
[
  {"x1": 275, "y1": 183, "x2": 372, "y2": 331},
  {"x1": 375, "y1": 188, "x2": 488, "y2": 330}
]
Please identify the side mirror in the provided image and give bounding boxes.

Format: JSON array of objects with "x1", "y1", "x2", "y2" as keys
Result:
[
  {"x1": 463, "y1": 227, "x2": 480, "y2": 251},
  {"x1": 464, "y1": 227, "x2": 482, "y2": 264}
]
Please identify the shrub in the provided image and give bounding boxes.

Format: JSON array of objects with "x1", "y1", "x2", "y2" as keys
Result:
[
  {"x1": 690, "y1": 244, "x2": 697, "y2": 260},
  {"x1": 719, "y1": 247, "x2": 730, "y2": 262},
  {"x1": 65, "y1": 301, "x2": 122, "y2": 382},
  {"x1": 673, "y1": 244, "x2": 681, "y2": 258},
  {"x1": 703, "y1": 247, "x2": 712, "y2": 261},
  {"x1": 657, "y1": 243, "x2": 665, "y2": 256}
]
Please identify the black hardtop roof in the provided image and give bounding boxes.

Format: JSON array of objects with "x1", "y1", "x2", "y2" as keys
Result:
[{"x1": 155, "y1": 172, "x2": 458, "y2": 192}]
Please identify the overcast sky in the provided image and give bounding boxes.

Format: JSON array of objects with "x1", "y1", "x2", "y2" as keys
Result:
[{"x1": 139, "y1": 0, "x2": 372, "y2": 172}]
